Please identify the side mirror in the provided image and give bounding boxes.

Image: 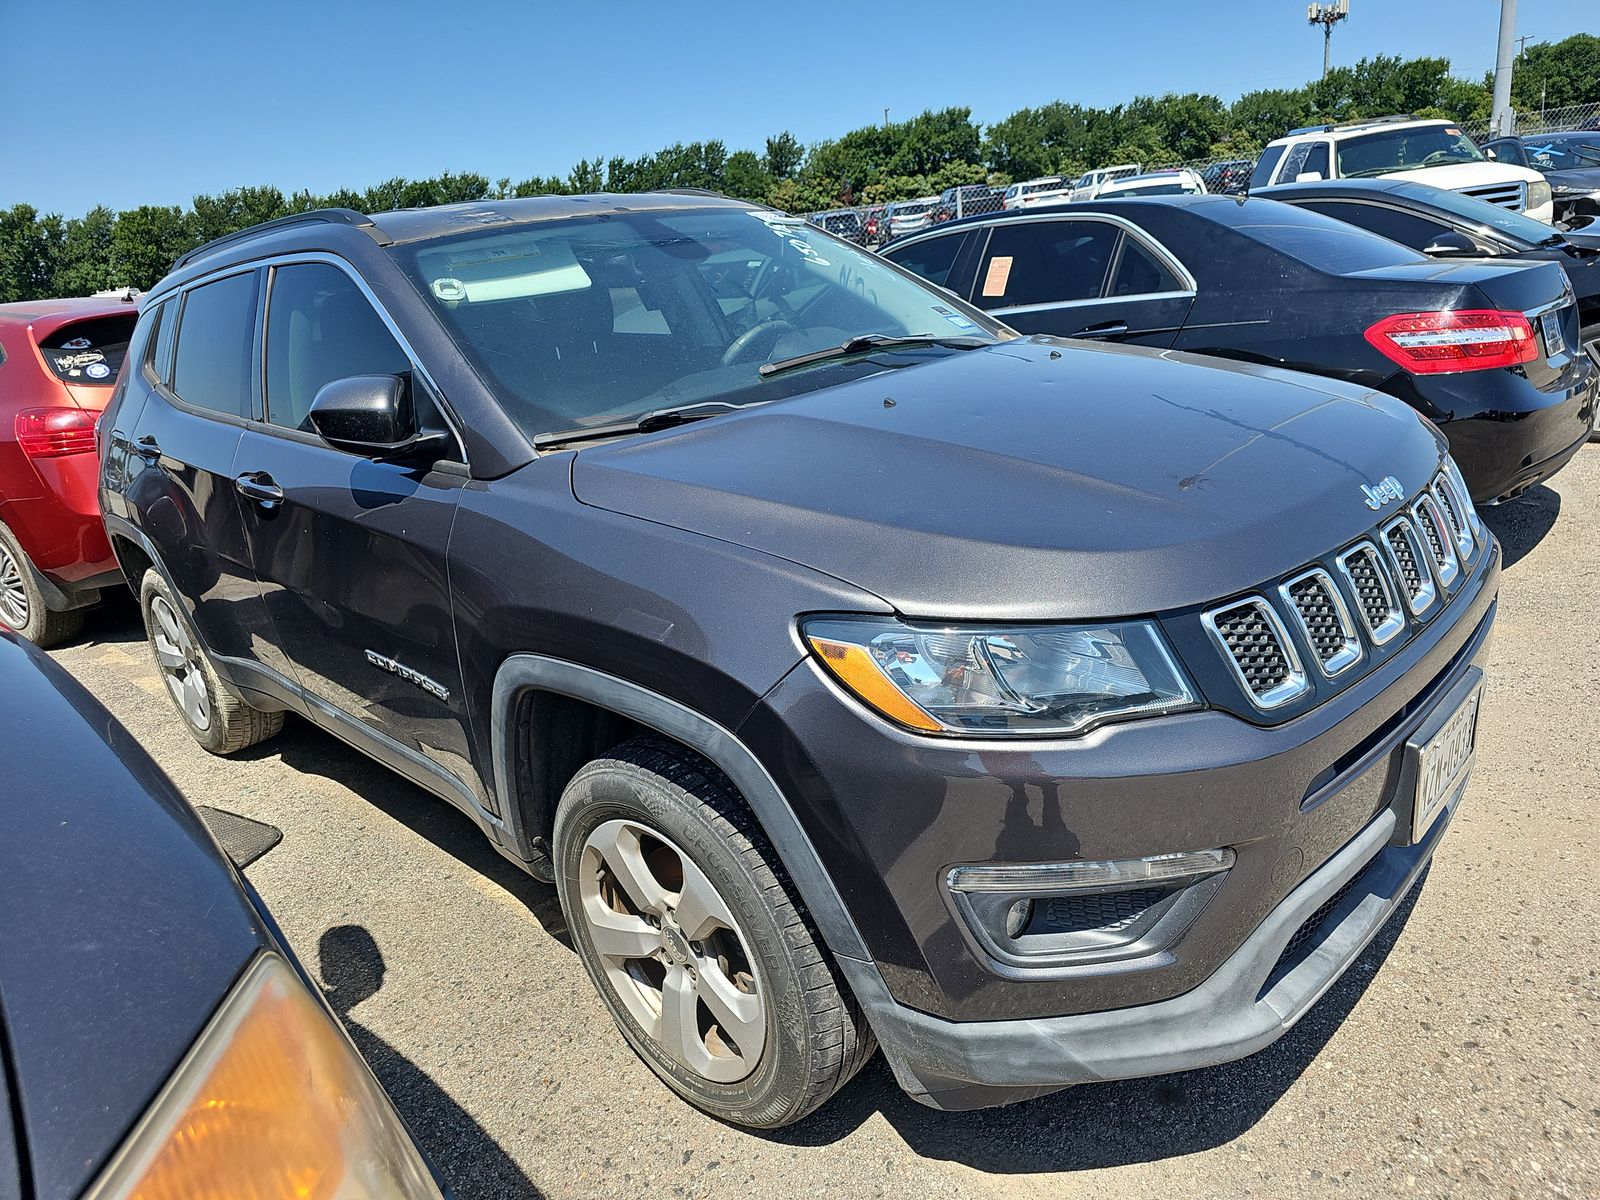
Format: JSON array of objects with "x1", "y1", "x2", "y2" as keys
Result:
[
  {"x1": 1483, "y1": 146, "x2": 1498, "y2": 161},
  {"x1": 1294, "y1": 170, "x2": 1324, "y2": 183},
  {"x1": 308, "y1": 374, "x2": 447, "y2": 461},
  {"x1": 1422, "y1": 230, "x2": 1482, "y2": 258}
]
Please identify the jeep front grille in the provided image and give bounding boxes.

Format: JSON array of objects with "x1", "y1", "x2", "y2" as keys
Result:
[
  {"x1": 1280, "y1": 569, "x2": 1362, "y2": 676},
  {"x1": 1457, "y1": 181, "x2": 1525, "y2": 212},
  {"x1": 1430, "y1": 469, "x2": 1475, "y2": 560},
  {"x1": 1202, "y1": 597, "x2": 1308, "y2": 708},
  {"x1": 1412, "y1": 494, "x2": 1460, "y2": 588},
  {"x1": 1381, "y1": 517, "x2": 1438, "y2": 615},
  {"x1": 1335, "y1": 541, "x2": 1406, "y2": 645}
]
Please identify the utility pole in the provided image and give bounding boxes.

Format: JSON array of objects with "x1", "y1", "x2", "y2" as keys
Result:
[
  {"x1": 1307, "y1": 0, "x2": 1349, "y2": 78},
  {"x1": 883, "y1": 107, "x2": 890, "y2": 130},
  {"x1": 1490, "y1": 0, "x2": 1518, "y2": 137}
]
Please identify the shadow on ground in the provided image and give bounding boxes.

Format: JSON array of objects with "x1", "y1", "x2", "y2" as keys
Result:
[
  {"x1": 319, "y1": 924, "x2": 547, "y2": 1200},
  {"x1": 1481, "y1": 484, "x2": 1560, "y2": 569}
]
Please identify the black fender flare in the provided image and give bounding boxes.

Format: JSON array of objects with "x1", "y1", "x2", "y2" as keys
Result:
[{"x1": 488, "y1": 653, "x2": 871, "y2": 962}]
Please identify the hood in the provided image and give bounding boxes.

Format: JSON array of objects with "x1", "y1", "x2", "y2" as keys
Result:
[
  {"x1": 571, "y1": 339, "x2": 1446, "y2": 621},
  {"x1": 1546, "y1": 166, "x2": 1600, "y2": 193},
  {"x1": 1379, "y1": 162, "x2": 1543, "y2": 190}
]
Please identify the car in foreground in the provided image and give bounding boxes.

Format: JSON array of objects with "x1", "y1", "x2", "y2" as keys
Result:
[
  {"x1": 1251, "y1": 116, "x2": 1554, "y2": 223},
  {"x1": 0, "y1": 629, "x2": 443, "y2": 1199},
  {"x1": 1258, "y1": 176, "x2": 1600, "y2": 372},
  {"x1": 103, "y1": 193, "x2": 1496, "y2": 1127},
  {"x1": 1001, "y1": 176, "x2": 1073, "y2": 210},
  {"x1": 0, "y1": 296, "x2": 137, "y2": 645},
  {"x1": 1482, "y1": 131, "x2": 1600, "y2": 225},
  {"x1": 1068, "y1": 162, "x2": 1143, "y2": 201},
  {"x1": 881, "y1": 195, "x2": 1595, "y2": 502},
  {"x1": 1098, "y1": 167, "x2": 1208, "y2": 197}
]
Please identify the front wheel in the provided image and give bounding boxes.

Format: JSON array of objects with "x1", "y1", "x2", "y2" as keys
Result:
[{"x1": 554, "y1": 738, "x2": 875, "y2": 1128}]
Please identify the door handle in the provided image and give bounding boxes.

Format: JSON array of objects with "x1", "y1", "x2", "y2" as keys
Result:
[
  {"x1": 1073, "y1": 320, "x2": 1130, "y2": 340},
  {"x1": 134, "y1": 434, "x2": 162, "y2": 461},
  {"x1": 234, "y1": 471, "x2": 285, "y2": 508}
]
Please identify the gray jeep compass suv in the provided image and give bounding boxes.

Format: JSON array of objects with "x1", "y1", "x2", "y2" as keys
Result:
[{"x1": 98, "y1": 193, "x2": 1499, "y2": 1127}]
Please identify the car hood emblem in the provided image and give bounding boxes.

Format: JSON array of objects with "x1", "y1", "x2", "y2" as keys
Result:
[{"x1": 1361, "y1": 476, "x2": 1405, "y2": 510}]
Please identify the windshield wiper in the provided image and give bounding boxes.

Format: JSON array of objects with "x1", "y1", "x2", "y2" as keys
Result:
[
  {"x1": 533, "y1": 401, "x2": 750, "y2": 450},
  {"x1": 757, "y1": 333, "x2": 990, "y2": 379}
]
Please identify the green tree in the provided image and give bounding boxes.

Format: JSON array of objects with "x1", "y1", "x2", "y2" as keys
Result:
[
  {"x1": 722, "y1": 150, "x2": 772, "y2": 201},
  {"x1": 1229, "y1": 88, "x2": 1312, "y2": 150},
  {"x1": 110, "y1": 205, "x2": 192, "y2": 291},
  {"x1": 762, "y1": 132, "x2": 805, "y2": 179},
  {"x1": 1512, "y1": 34, "x2": 1600, "y2": 109},
  {"x1": 53, "y1": 206, "x2": 118, "y2": 296},
  {"x1": 0, "y1": 206, "x2": 61, "y2": 302},
  {"x1": 188, "y1": 185, "x2": 290, "y2": 244}
]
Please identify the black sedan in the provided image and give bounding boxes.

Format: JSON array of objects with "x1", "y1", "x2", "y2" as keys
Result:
[
  {"x1": 880, "y1": 195, "x2": 1596, "y2": 502},
  {"x1": 1481, "y1": 131, "x2": 1600, "y2": 224},
  {"x1": 0, "y1": 630, "x2": 444, "y2": 1200},
  {"x1": 1257, "y1": 176, "x2": 1600, "y2": 364}
]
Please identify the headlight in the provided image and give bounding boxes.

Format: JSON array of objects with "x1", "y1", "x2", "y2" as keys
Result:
[
  {"x1": 87, "y1": 954, "x2": 443, "y2": 1200},
  {"x1": 1527, "y1": 179, "x2": 1552, "y2": 213},
  {"x1": 803, "y1": 616, "x2": 1199, "y2": 736}
]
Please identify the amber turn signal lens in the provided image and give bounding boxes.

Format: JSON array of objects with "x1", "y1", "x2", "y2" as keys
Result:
[
  {"x1": 87, "y1": 954, "x2": 442, "y2": 1200},
  {"x1": 805, "y1": 635, "x2": 942, "y2": 732}
]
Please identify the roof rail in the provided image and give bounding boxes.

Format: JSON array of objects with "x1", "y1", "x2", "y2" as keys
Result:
[
  {"x1": 1287, "y1": 114, "x2": 1425, "y2": 138},
  {"x1": 171, "y1": 208, "x2": 385, "y2": 273},
  {"x1": 655, "y1": 187, "x2": 729, "y2": 198},
  {"x1": 1287, "y1": 123, "x2": 1335, "y2": 136}
]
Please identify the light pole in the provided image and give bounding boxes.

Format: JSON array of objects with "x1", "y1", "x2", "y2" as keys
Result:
[
  {"x1": 1307, "y1": 0, "x2": 1349, "y2": 79},
  {"x1": 1490, "y1": 0, "x2": 1519, "y2": 136}
]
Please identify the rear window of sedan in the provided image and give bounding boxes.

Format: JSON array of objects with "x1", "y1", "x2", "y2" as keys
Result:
[
  {"x1": 37, "y1": 314, "x2": 137, "y2": 385},
  {"x1": 1224, "y1": 200, "x2": 1422, "y2": 273}
]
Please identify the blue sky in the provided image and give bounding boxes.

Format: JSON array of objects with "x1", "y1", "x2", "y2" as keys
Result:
[{"x1": 3, "y1": 0, "x2": 1594, "y2": 217}]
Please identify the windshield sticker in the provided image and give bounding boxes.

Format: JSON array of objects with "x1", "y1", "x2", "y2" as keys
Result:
[
  {"x1": 85, "y1": 362, "x2": 112, "y2": 380},
  {"x1": 931, "y1": 305, "x2": 977, "y2": 330},
  {"x1": 62, "y1": 336, "x2": 92, "y2": 350},
  {"x1": 982, "y1": 256, "x2": 1013, "y2": 297}
]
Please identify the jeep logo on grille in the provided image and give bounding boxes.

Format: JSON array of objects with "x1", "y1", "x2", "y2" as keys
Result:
[{"x1": 1360, "y1": 476, "x2": 1405, "y2": 510}]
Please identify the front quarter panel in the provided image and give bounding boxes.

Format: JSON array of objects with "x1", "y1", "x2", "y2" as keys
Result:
[{"x1": 449, "y1": 452, "x2": 893, "y2": 810}]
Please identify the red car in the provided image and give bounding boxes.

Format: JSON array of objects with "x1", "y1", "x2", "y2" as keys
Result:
[{"x1": 0, "y1": 296, "x2": 137, "y2": 645}]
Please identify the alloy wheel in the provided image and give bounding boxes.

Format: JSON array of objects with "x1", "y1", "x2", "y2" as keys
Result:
[
  {"x1": 578, "y1": 819, "x2": 767, "y2": 1083},
  {"x1": 149, "y1": 594, "x2": 211, "y2": 732},
  {"x1": 0, "y1": 542, "x2": 27, "y2": 630}
]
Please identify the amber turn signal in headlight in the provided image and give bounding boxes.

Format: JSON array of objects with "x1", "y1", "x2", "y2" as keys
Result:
[{"x1": 86, "y1": 953, "x2": 442, "y2": 1200}]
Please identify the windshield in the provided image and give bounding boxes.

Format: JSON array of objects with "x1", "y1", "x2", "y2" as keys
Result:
[
  {"x1": 392, "y1": 207, "x2": 1004, "y2": 437},
  {"x1": 1523, "y1": 135, "x2": 1600, "y2": 171},
  {"x1": 1337, "y1": 125, "x2": 1485, "y2": 178},
  {"x1": 1387, "y1": 179, "x2": 1560, "y2": 244}
]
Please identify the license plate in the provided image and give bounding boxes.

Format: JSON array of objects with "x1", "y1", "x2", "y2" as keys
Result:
[
  {"x1": 1412, "y1": 687, "x2": 1481, "y2": 841},
  {"x1": 1540, "y1": 309, "x2": 1567, "y2": 358}
]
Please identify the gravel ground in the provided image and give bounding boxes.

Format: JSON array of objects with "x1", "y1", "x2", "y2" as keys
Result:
[{"x1": 45, "y1": 446, "x2": 1599, "y2": 1200}]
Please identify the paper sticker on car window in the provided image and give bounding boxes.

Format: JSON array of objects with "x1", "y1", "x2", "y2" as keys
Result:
[
  {"x1": 932, "y1": 305, "x2": 977, "y2": 330},
  {"x1": 982, "y1": 256, "x2": 1013, "y2": 297}
]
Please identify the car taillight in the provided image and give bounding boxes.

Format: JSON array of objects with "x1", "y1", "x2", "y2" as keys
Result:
[
  {"x1": 1363, "y1": 309, "x2": 1537, "y2": 375},
  {"x1": 15, "y1": 407, "x2": 99, "y2": 457}
]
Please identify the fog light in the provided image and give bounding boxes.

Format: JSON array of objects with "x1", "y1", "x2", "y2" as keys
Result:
[
  {"x1": 948, "y1": 847, "x2": 1234, "y2": 895},
  {"x1": 1004, "y1": 898, "x2": 1033, "y2": 938}
]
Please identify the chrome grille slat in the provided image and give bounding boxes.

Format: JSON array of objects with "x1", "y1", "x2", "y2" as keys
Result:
[
  {"x1": 1457, "y1": 181, "x2": 1525, "y2": 211},
  {"x1": 1202, "y1": 597, "x2": 1308, "y2": 709},
  {"x1": 1412, "y1": 494, "x2": 1460, "y2": 588},
  {"x1": 1335, "y1": 541, "x2": 1405, "y2": 645},
  {"x1": 1279, "y1": 568, "x2": 1362, "y2": 677},
  {"x1": 1432, "y1": 468, "x2": 1476, "y2": 560},
  {"x1": 1380, "y1": 516, "x2": 1437, "y2": 616}
]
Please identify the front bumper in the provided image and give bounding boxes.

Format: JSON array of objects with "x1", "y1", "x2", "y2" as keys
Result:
[{"x1": 834, "y1": 653, "x2": 1486, "y2": 1110}]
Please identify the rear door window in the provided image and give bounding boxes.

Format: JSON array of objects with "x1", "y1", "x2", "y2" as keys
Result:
[
  {"x1": 883, "y1": 232, "x2": 969, "y2": 290},
  {"x1": 38, "y1": 313, "x2": 137, "y2": 385},
  {"x1": 972, "y1": 220, "x2": 1120, "y2": 310},
  {"x1": 1109, "y1": 236, "x2": 1185, "y2": 296},
  {"x1": 1301, "y1": 142, "x2": 1331, "y2": 179},
  {"x1": 1277, "y1": 142, "x2": 1313, "y2": 184},
  {"x1": 171, "y1": 272, "x2": 260, "y2": 417}
]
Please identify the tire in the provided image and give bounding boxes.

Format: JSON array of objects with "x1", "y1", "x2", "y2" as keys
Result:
[
  {"x1": 0, "y1": 520, "x2": 84, "y2": 648},
  {"x1": 138, "y1": 568, "x2": 284, "y2": 755},
  {"x1": 554, "y1": 737, "x2": 875, "y2": 1128}
]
